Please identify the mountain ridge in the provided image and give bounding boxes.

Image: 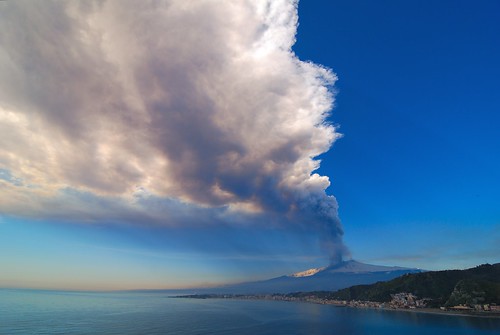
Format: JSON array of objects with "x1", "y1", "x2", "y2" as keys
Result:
[
  {"x1": 294, "y1": 260, "x2": 419, "y2": 275},
  {"x1": 326, "y1": 263, "x2": 500, "y2": 307},
  {"x1": 204, "y1": 260, "x2": 422, "y2": 294}
]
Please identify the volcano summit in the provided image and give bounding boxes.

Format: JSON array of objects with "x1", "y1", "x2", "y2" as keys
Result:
[{"x1": 206, "y1": 260, "x2": 422, "y2": 294}]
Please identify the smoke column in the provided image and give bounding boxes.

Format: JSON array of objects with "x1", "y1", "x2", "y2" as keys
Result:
[{"x1": 0, "y1": 0, "x2": 349, "y2": 262}]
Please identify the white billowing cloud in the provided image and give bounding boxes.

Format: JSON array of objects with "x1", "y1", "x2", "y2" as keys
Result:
[{"x1": 0, "y1": 0, "x2": 347, "y2": 261}]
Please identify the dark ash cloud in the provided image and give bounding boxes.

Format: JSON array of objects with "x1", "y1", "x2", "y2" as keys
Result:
[{"x1": 0, "y1": 0, "x2": 349, "y2": 262}]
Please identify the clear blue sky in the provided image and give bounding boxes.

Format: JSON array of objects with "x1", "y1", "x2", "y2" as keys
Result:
[
  {"x1": 294, "y1": 0, "x2": 499, "y2": 269},
  {"x1": 0, "y1": 0, "x2": 498, "y2": 290}
]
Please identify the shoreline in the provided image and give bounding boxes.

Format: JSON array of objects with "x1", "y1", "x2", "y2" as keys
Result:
[
  {"x1": 282, "y1": 299, "x2": 500, "y2": 319},
  {"x1": 174, "y1": 294, "x2": 500, "y2": 319},
  {"x1": 349, "y1": 305, "x2": 500, "y2": 319}
]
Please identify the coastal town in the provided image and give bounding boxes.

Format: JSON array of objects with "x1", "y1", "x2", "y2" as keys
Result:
[
  {"x1": 285, "y1": 292, "x2": 499, "y2": 313},
  {"x1": 177, "y1": 292, "x2": 500, "y2": 317}
]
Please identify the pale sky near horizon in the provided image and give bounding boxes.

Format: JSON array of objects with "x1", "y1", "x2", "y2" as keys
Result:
[{"x1": 0, "y1": 0, "x2": 498, "y2": 290}]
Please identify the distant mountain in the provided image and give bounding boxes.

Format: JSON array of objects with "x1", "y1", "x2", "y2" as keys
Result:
[
  {"x1": 327, "y1": 263, "x2": 500, "y2": 307},
  {"x1": 292, "y1": 260, "x2": 413, "y2": 275},
  {"x1": 203, "y1": 260, "x2": 422, "y2": 294}
]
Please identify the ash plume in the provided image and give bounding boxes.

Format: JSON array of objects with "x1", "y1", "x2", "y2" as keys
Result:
[{"x1": 0, "y1": 0, "x2": 349, "y2": 261}]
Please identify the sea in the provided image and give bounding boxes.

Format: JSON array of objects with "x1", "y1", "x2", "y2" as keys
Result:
[{"x1": 1, "y1": 289, "x2": 499, "y2": 334}]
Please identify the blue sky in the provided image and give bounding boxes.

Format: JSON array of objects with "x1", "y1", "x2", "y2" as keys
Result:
[
  {"x1": 0, "y1": 0, "x2": 498, "y2": 290},
  {"x1": 294, "y1": 0, "x2": 499, "y2": 269}
]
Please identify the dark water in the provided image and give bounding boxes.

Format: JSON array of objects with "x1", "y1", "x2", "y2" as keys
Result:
[{"x1": 0, "y1": 289, "x2": 499, "y2": 334}]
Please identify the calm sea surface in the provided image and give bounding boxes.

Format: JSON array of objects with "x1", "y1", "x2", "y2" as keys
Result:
[{"x1": 0, "y1": 289, "x2": 499, "y2": 335}]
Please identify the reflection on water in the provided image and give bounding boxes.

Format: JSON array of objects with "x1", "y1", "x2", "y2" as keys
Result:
[{"x1": 0, "y1": 289, "x2": 498, "y2": 335}]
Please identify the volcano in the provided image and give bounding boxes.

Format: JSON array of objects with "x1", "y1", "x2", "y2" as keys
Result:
[{"x1": 205, "y1": 260, "x2": 422, "y2": 294}]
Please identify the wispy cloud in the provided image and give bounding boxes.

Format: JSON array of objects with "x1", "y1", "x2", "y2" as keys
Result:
[{"x1": 0, "y1": 168, "x2": 23, "y2": 187}]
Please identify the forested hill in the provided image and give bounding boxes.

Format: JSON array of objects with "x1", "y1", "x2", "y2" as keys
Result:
[{"x1": 328, "y1": 263, "x2": 500, "y2": 307}]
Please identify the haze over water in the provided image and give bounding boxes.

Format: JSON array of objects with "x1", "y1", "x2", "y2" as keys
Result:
[{"x1": 1, "y1": 290, "x2": 499, "y2": 335}]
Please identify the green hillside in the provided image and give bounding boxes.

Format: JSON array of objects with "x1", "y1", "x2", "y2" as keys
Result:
[{"x1": 327, "y1": 263, "x2": 500, "y2": 307}]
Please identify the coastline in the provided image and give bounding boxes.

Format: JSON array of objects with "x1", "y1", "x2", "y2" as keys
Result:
[
  {"x1": 174, "y1": 294, "x2": 500, "y2": 319},
  {"x1": 356, "y1": 305, "x2": 500, "y2": 319}
]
